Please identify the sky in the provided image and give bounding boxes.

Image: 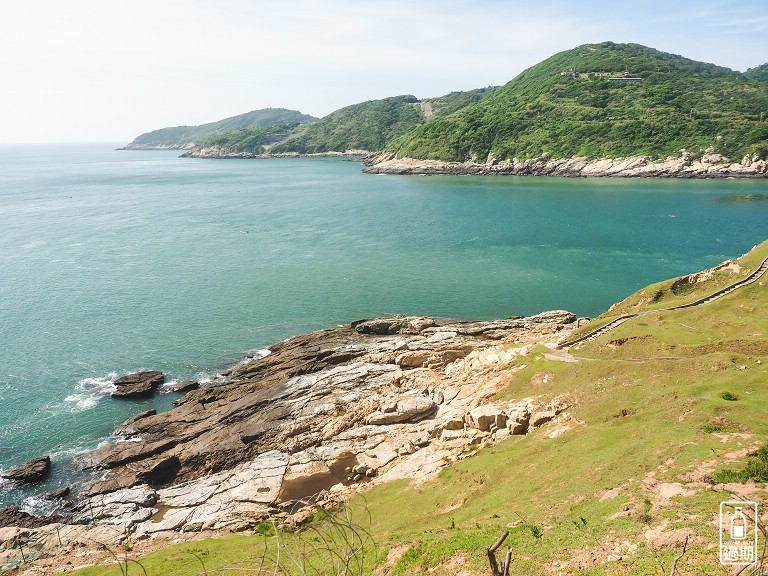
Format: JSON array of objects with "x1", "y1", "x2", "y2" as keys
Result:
[{"x1": 0, "y1": 0, "x2": 766, "y2": 144}]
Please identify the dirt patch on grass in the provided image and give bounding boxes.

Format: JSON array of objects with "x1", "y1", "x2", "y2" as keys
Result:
[
  {"x1": 644, "y1": 525, "x2": 705, "y2": 551},
  {"x1": 436, "y1": 551, "x2": 481, "y2": 576},
  {"x1": 690, "y1": 339, "x2": 768, "y2": 356},
  {"x1": 545, "y1": 539, "x2": 638, "y2": 573},
  {"x1": 374, "y1": 544, "x2": 410, "y2": 575}
]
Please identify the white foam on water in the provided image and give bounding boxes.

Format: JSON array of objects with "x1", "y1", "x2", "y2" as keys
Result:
[
  {"x1": 64, "y1": 372, "x2": 118, "y2": 412},
  {"x1": 20, "y1": 494, "x2": 55, "y2": 517},
  {"x1": 158, "y1": 379, "x2": 179, "y2": 394},
  {"x1": 49, "y1": 440, "x2": 99, "y2": 462}
]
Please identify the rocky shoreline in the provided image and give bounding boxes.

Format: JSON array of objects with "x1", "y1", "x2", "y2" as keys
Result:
[
  {"x1": 171, "y1": 146, "x2": 768, "y2": 179},
  {"x1": 0, "y1": 311, "x2": 582, "y2": 572},
  {"x1": 180, "y1": 147, "x2": 370, "y2": 159},
  {"x1": 362, "y1": 151, "x2": 768, "y2": 178}
]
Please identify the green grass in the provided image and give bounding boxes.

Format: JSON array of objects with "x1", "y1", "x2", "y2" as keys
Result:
[
  {"x1": 711, "y1": 445, "x2": 768, "y2": 484},
  {"x1": 566, "y1": 239, "x2": 768, "y2": 344}
]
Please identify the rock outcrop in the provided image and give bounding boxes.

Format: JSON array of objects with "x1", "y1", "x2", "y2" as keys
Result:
[
  {"x1": 1, "y1": 456, "x2": 51, "y2": 485},
  {"x1": 1, "y1": 312, "x2": 581, "y2": 570},
  {"x1": 111, "y1": 371, "x2": 165, "y2": 399},
  {"x1": 363, "y1": 153, "x2": 768, "y2": 179}
]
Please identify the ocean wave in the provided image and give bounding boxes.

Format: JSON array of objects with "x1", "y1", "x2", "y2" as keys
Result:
[
  {"x1": 49, "y1": 440, "x2": 99, "y2": 462},
  {"x1": 20, "y1": 494, "x2": 56, "y2": 517},
  {"x1": 64, "y1": 372, "x2": 117, "y2": 412},
  {"x1": 231, "y1": 348, "x2": 271, "y2": 370}
]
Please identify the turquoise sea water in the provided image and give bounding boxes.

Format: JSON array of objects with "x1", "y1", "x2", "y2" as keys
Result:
[{"x1": 1, "y1": 143, "x2": 768, "y2": 508}]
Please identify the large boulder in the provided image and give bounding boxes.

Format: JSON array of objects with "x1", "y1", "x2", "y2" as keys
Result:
[
  {"x1": 507, "y1": 408, "x2": 531, "y2": 435},
  {"x1": 352, "y1": 316, "x2": 435, "y2": 335},
  {"x1": 466, "y1": 406, "x2": 507, "y2": 432},
  {"x1": 1, "y1": 455, "x2": 51, "y2": 485},
  {"x1": 523, "y1": 310, "x2": 577, "y2": 326},
  {"x1": 111, "y1": 371, "x2": 165, "y2": 399},
  {"x1": 171, "y1": 380, "x2": 199, "y2": 393},
  {"x1": 366, "y1": 396, "x2": 436, "y2": 425}
]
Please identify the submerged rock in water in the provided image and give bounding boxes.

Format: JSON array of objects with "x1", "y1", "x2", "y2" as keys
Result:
[
  {"x1": 111, "y1": 371, "x2": 165, "y2": 399},
  {"x1": 1, "y1": 455, "x2": 51, "y2": 485},
  {"x1": 171, "y1": 380, "x2": 199, "y2": 393}
]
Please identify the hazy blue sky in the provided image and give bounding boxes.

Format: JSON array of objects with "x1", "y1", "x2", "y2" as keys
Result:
[{"x1": 1, "y1": 0, "x2": 766, "y2": 143}]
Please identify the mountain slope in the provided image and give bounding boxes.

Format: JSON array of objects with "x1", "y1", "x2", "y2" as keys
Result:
[
  {"x1": 122, "y1": 108, "x2": 318, "y2": 150},
  {"x1": 391, "y1": 42, "x2": 768, "y2": 163},
  {"x1": 268, "y1": 88, "x2": 493, "y2": 154}
]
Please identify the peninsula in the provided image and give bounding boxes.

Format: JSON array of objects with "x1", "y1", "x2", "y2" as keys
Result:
[
  {"x1": 2, "y1": 240, "x2": 768, "y2": 574},
  {"x1": 128, "y1": 42, "x2": 768, "y2": 179}
]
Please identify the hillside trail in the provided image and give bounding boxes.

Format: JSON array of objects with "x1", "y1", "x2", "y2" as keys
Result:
[{"x1": 557, "y1": 255, "x2": 768, "y2": 350}]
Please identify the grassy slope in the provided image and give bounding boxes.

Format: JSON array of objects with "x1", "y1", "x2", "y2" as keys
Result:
[
  {"x1": 391, "y1": 42, "x2": 768, "y2": 163},
  {"x1": 269, "y1": 89, "x2": 494, "y2": 154},
  {"x1": 61, "y1": 241, "x2": 768, "y2": 576},
  {"x1": 127, "y1": 108, "x2": 318, "y2": 148}
]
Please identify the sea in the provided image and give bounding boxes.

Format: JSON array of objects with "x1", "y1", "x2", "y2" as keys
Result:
[{"x1": 1, "y1": 143, "x2": 767, "y2": 510}]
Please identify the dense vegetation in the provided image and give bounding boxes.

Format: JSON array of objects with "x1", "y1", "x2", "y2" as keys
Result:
[
  {"x1": 269, "y1": 89, "x2": 493, "y2": 154},
  {"x1": 390, "y1": 42, "x2": 768, "y2": 162},
  {"x1": 200, "y1": 123, "x2": 305, "y2": 154},
  {"x1": 125, "y1": 108, "x2": 317, "y2": 149},
  {"x1": 745, "y1": 62, "x2": 768, "y2": 82}
]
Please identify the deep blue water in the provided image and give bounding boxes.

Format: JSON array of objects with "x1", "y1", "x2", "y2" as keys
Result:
[{"x1": 1, "y1": 143, "x2": 767, "y2": 508}]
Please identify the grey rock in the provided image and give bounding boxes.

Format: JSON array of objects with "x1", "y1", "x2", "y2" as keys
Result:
[
  {"x1": 530, "y1": 410, "x2": 557, "y2": 428},
  {"x1": 467, "y1": 406, "x2": 507, "y2": 432},
  {"x1": 352, "y1": 316, "x2": 435, "y2": 335},
  {"x1": 366, "y1": 396, "x2": 436, "y2": 425},
  {"x1": 507, "y1": 408, "x2": 530, "y2": 435}
]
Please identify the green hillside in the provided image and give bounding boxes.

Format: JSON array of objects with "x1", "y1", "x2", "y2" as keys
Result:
[
  {"x1": 269, "y1": 88, "x2": 493, "y2": 154},
  {"x1": 61, "y1": 240, "x2": 768, "y2": 575},
  {"x1": 391, "y1": 42, "x2": 768, "y2": 162},
  {"x1": 122, "y1": 108, "x2": 317, "y2": 149},
  {"x1": 745, "y1": 62, "x2": 768, "y2": 82},
  {"x1": 195, "y1": 123, "x2": 306, "y2": 155}
]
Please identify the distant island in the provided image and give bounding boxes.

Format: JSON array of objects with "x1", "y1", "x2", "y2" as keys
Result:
[
  {"x1": 119, "y1": 108, "x2": 317, "y2": 150},
  {"x1": 124, "y1": 42, "x2": 768, "y2": 178}
]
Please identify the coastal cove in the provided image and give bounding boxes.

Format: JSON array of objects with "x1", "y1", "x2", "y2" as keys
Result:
[{"x1": 2, "y1": 144, "x2": 768, "y2": 513}]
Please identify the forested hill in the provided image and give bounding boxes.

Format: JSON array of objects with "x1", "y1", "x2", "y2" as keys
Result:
[
  {"x1": 745, "y1": 62, "x2": 768, "y2": 82},
  {"x1": 122, "y1": 108, "x2": 317, "y2": 149},
  {"x1": 389, "y1": 42, "x2": 768, "y2": 163},
  {"x1": 267, "y1": 88, "x2": 494, "y2": 154}
]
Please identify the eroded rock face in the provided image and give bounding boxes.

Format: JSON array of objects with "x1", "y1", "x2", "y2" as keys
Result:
[
  {"x1": 366, "y1": 396, "x2": 436, "y2": 425},
  {"x1": 363, "y1": 153, "x2": 768, "y2": 179},
  {"x1": 111, "y1": 371, "x2": 165, "y2": 399},
  {"x1": 2, "y1": 312, "x2": 577, "y2": 544},
  {"x1": 1, "y1": 456, "x2": 51, "y2": 485},
  {"x1": 75, "y1": 314, "x2": 576, "y2": 503}
]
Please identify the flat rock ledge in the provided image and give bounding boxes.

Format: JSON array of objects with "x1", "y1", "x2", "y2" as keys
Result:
[
  {"x1": 1, "y1": 311, "x2": 582, "y2": 571},
  {"x1": 363, "y1": 152, "x2": 768, "y2": 179},
  {"x1": 111, "y1": 371, "x2": 165, "y2": 399}
]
